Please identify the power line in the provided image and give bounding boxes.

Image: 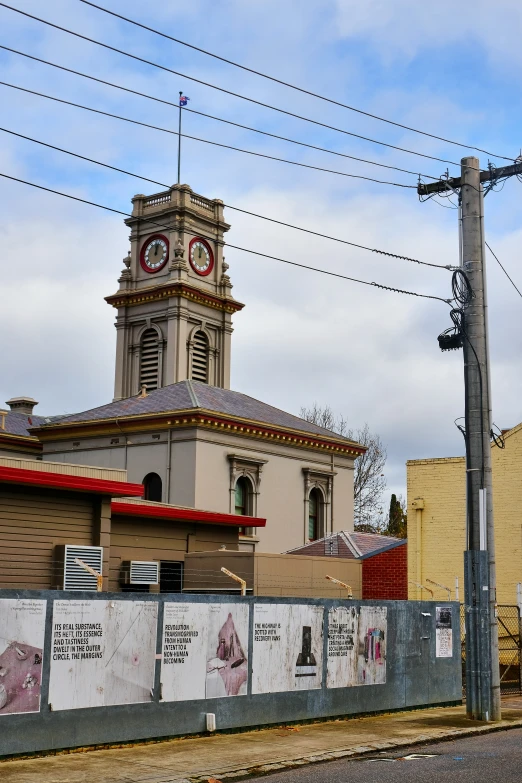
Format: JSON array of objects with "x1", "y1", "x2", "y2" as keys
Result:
[
  {"x1": 485, "y1": 241, "x2": 522, "y2": 299},
  {"x1": 0, "y1": 82, "x2": 416, "y2": 189},
  {"x1": 79, "y1": 0, "x2": 513, "y2": 163},
  {"x1": 0, "y1": 171, "x2": 452, "y2": 305},
  {"x1": 0, "y1": 45, "x2": 441, "y2": 183},
  {"x1": 0, "y1": 125, "x2": 448, "y2": 270},
  {"x1": 0, "y1": 3, "x2": 465, "y2": 169}
]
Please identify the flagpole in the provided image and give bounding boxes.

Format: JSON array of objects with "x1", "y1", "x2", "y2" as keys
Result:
[{"x1": 177, "y1": 90, "x2": 182, "y2": 184}]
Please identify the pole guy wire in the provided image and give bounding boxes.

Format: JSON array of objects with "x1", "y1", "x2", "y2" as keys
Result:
[
  {"x1": 485, "y1": 241, "x2": 522, "y2": 299},
  {"x1": 0, "y1": 125, "x2": 449, "y2": 270},
  {"x1": 0, "y1": 81, "x2": 416, "y2": 189},
  {"x1": 0, "y1": 172, "x2": 452, "y2": 305},
  {"x1": 0, "y1": 45, "x2": 442, "y2": 183},
  {"x1": 79, "y1": 0, "x2": 513, "y2": 162},
  {"x1": 0, "y1": 3, "x2": 469, "y2": 170}
]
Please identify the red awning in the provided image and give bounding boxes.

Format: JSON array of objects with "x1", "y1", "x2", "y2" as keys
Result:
[
  {"x1": 0, "y1": 465, "x2": 144, "y2": 497},
  {"x1": 111, "y1": 499, "x2": 266, "y2": 527}
]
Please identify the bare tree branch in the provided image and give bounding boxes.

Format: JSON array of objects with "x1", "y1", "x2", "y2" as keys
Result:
[{"x1": 300, "y1": 404, "x2": 387, "y2": 528}]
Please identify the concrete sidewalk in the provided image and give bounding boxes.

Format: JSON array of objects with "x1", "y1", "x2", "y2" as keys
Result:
[{"x1": 3, "y1": 700, "x2": 522, "y2": 783}]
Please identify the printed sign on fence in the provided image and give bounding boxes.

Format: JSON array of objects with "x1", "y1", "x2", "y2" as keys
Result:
[
  {"x1": 161, "y1": 603, "x2": 249, "y2": 701},
  {"x1": 48, "y1": 600, "x2": 158, "y2": 710},
  {"x1": 326, "y1": 605, "x2": 358, "y2": 688},
  {"x1": 252, "y1": 604, "x2": 324, "y2": 694},
  {"x1": 327, "y1": 605, "x2": 387, "y2": 687},
  {"x1": 357, "y1": 606, "x2": 387, "y2": 685},
  {"x1": 0, "y1": 599, "x2": 46, "y2": 716},
  {"x1": 436, "y1": 606, "x2": 453, "y2": 658}
]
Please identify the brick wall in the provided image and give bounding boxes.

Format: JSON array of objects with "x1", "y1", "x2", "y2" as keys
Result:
[
  {"x1": 362, "y1": 543, "x2": 408, "y2": 600},
  {"x1": 407, "y1": 422, "x2": 522, "y2": 604}
]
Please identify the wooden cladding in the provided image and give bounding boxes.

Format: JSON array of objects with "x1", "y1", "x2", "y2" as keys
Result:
[
  {"x1": 108, "y1": 517, "x2": 238, "y2": 591},
  {"x1": 0, "y1": 486, "x2": 94, "y2": 589},
  {"x1": 0, "y1": 485, "x2": 240, "y2": 592}
]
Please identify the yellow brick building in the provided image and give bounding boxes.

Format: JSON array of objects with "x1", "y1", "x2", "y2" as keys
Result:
[{"x1": 407, "y1": 422, "x2": 522, "y2": 604}]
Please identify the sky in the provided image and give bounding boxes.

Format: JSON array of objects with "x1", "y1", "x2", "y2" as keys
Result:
[{"x1": 1, "y1": 0, "x2": 521, "y2": 513}]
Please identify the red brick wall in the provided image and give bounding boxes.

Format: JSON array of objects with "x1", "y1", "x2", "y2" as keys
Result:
[{"x1": 362, "y1": 543, "x2": 408, "y2": 600}]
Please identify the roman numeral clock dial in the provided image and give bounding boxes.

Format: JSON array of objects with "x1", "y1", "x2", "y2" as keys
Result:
[
  {"x1": 140, "y1": 235, "x2": 169, "y2": 273},
  {"x1": 189, "y1": 237, "x2": 214, "y2": 276}
]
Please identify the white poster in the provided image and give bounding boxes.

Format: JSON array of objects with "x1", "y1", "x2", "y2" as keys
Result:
[
  {"x1": 48, "y1": 600, "x2": 158, "y2": 710},
  {"x1": 436, "y1": 606, "x2": 453, "y2": 658},
  {"x1": 326, "y1": 606, "x2": 358, "y2": 688},
  {"x1": 0, "y1": 599, "x2": 47, "y2": 716},
  {"x1": 161, "y1": 603, "x2": 249, "y2": 702},
  {"x1": 252, "y1": 604, "x2": 323, "y2": 694},
  {"x1": 161, "y1": 603, "x2": 207, "y2": 702},
  {"x1": 357, "y1": 606, "x2": 387, "y2": 685}
]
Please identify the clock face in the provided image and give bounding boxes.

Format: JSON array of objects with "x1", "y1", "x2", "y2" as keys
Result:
[
  {"x1": 189, "y1": 237, "x2": 214, "y2": 276},
  {"x1": 140, "y1": 235, "x2": 169, "y2": 273}
]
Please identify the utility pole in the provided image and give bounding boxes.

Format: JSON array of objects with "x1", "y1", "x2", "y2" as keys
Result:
[
  {"x1": 459, "y1": 156, "x2": 499, "y2": 721},
  {"x1": 417, "y1": 156, "x2": 522, "y2": 722}
]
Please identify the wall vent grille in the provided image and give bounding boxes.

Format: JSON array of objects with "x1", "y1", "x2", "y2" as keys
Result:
[
  {"x1": 122, "y1": 561, "x2": 159, "y2": 585},
  {"x1": 63, "y1": 545, "x2": 103, "y2": 591},
  {"x1": 140, "y1": 329, "x2": 159, "y2": 391},
  {"x1": 191, "y1": 331, "x2": 209, "y2": 383}
]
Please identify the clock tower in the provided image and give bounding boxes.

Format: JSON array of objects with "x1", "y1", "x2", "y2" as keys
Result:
[{"x1": 106, "y1": 184, "x2": 244, "y2": 400}]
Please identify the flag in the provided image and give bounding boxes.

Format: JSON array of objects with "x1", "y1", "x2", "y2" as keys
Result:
[{"x1": 179, "y1": 95, "x2": 190, "y2": 106}]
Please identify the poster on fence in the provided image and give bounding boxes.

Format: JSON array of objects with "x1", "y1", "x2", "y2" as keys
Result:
[
  {"x1": 0, "y1": 599, "x2": 47, "y2": 716},
  {"x1": 357, "y1": 606, "x2": 387, "y2": 685},
  {"x1": 48, "y1": 600, "x2": 158, "y2": 710},
  {"x1": 435, "y1": 606, "x2": 453, "y2": 658},
  {"x1": 326, "y1": 606, "x2": 358, "y2": 688},
  {"x1": 327, "y1": 606, "x2": 387, "y2": 687},
  {"x1": 161, "y1": 603, "x2": 249, "y2": 701},
  {"x1": 252, "y1": 603, "x2": 323, "y2": 694}
]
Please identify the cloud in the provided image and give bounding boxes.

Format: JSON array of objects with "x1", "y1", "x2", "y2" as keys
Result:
[
  {"x1": 334, "y1": 0, "x2": 522, "y2": 68},
  {"x1": 0, "y1": 0, "x2": 521, "y2": 510}
]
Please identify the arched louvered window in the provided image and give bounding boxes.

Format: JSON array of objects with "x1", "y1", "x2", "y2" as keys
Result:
[
  {"x1": 140, "y1": 328, "x2": 159, "y2": 392},
  {"x1": 191, "y1": 330, "x2": 209, "y2": 383}
]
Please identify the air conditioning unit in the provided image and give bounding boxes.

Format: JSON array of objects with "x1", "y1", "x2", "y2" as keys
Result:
[
  {"x1": 54, "y1": 544, "x2": 103, "y2": 591},
  {"x1": 121, "y1": 561, "x2": 159, "y2": 585}
]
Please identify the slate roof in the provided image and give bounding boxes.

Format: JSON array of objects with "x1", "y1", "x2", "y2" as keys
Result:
[
  {"x1": 286, "y1": 531, "x2": 406, "y2": 560},
  {"x1": 36, "y1": 381, "x2": 361, "y2": 444},
  {"x1": 1, "y1": 411, "x2": 48, "y2": 439}
]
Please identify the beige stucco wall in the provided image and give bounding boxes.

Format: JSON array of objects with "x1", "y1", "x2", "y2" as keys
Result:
[
  {"x1": 407, "y1": 422, "x2": 522, "y2": 604},
  {"x1": 193, "y1": 429, "x2": 354, "y2": 553},
  {"x1": 42, "y1": 424, "x2": 355, "y2": 554}
]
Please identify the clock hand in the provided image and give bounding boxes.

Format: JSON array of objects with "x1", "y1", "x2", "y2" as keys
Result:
[
  {"x1": 154, "y1": 242, "x2": 159, "y2": 256},
  {"x1": 198, "y1": 246, "x2": 202, "y2": 259}
]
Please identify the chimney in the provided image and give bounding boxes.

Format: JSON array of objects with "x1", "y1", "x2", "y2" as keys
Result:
[
  {"x1": 0, "y1": 410, "x2": 7, "y2": 430},
  {"x1": 6, "y1": 397, "x2": 39, "y2": 415}
]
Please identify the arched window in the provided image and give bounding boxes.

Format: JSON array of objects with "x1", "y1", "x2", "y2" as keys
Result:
[
  {"x1": 143, "y1": 472, "x2": 162, "y2": 502},
  {"x1": 191, "y1": 330, "x2": 209, "y2": 383},
  {"x1": 235, "y1": 476, "x2": 253, "y2": 516},
  {"x1": 235, "y1": 476, "x2": 253, "y2": 535},
  {"x1": 140, "y1": 328, "x2": 159, "y2": 392},
  {"x1": 308, "y1": 488, "x2": 323, "y2": 541}
]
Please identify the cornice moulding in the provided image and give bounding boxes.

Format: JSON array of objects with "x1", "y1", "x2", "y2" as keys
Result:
[{"x1": 32, "y1": 410, "x2": 366, "y2": 457}]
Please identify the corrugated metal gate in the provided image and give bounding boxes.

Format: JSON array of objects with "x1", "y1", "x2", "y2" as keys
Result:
[{"x1": 460, "y1": 604, "x2": 521, "y2": 695}]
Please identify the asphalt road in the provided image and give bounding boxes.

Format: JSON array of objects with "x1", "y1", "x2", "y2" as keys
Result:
[{"x1": 248, "y1": 727, "x2": 522, "y2": 783}]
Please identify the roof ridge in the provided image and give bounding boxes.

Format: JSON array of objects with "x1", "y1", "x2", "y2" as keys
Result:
[
  {"x1": 343, "y1": 531, "x2": 363, "y2": 558},
  {"x1": 186, "y1": 379, "x2": 200, "y2": 408}
]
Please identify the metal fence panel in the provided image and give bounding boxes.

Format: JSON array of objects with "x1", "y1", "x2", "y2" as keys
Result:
[{"x1": 0, "y1": 590, "x2": 462, "y2": 756}]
